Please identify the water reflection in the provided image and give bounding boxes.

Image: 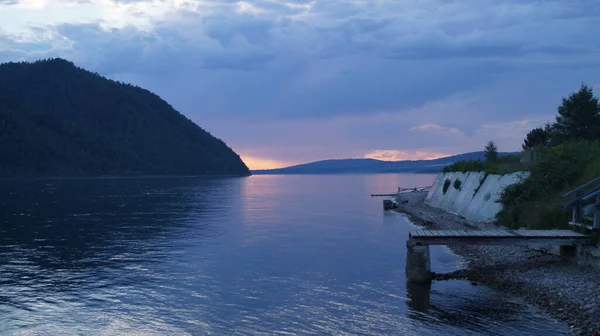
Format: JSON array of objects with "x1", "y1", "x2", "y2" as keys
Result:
[
  {"x1": 0, "y1": 178, "x2": 238, "y2": 299},
  {"x1": 407, "y1": 282, "x2": 431, "y2": 313},
  {"x1": 0, "y1": 175, "x2": 570, "y2": 335},
  {"x1": 240, "y1": 175, "x2": 283, "y2": 224},
  {"x1": 2, "y1": 178, "x2": 203, "y2": 266},
  {"x1": 405, "y1": 279, "x2": 570, "y2": 335}
]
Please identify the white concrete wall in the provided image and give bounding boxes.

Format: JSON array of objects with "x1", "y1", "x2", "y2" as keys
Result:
[
  {"x1": 425, "y1": 171, "x2": 529, "y2": 223},
  {"x1": 425, "y1": 170, "x2": 600, "y2": 268}
]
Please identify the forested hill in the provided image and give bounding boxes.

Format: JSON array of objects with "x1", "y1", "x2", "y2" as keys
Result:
[
  {"x1": 251, "y1": 151, "x2": 520, "y2": 174},
  {"x1": 0, "y1": 58, "x2": 250, "y2": 177}
]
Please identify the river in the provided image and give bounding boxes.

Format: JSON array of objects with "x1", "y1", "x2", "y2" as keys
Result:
[{"x1": 0, "y1": 174, "x2": 568, "y2": 335}]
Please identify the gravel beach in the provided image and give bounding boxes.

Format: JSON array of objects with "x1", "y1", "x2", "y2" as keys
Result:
[{"x1": 396, "y1": 191, "x2": 600, "y2": 336}]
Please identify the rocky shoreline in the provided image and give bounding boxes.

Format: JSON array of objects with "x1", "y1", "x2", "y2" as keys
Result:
[{"x1": 396, "y1": 191, "x2": 600, "y2": 336}]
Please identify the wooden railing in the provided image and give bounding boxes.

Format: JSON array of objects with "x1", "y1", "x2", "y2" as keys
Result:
[
  {"x1": 561, "y1": 176, "x2": 600, "y2": 231},
  {"x1": 398, "y1": 186, "x2": 432, "y2": 193}
]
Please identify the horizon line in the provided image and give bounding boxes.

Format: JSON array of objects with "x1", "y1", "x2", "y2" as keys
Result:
[{"x1": 249, "y1": 150, "x2": 521, "y2": 171}]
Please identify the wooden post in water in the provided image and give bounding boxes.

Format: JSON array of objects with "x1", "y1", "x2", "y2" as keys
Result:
[{"x1": 405, "y1": 241, "x2": 431, "y2": 284}]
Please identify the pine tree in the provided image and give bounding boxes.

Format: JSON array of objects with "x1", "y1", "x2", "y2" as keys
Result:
[
  {"x1": 522, "y1": 127, "x2": 549, "y2": 149},
  {"x1": 554, "y1": 83, "x2": 600, "y2": 141},
  {"x1": 484, "y1": 141, "x2": 498, "y2": 162}
]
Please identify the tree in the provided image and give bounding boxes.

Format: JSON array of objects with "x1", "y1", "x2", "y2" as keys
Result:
[
  {"x1": 542, "y1": 122, "x2": 559, "y2": 146},
  {"x1": 553, "y1": 83, "x2": 600, "y2": 142},
  {"x1": 484, "y1": 141, "x2": 498, "y2": 162},
  {"x1": 522, "y1": 127, "x2": 549, "y2": 150}
]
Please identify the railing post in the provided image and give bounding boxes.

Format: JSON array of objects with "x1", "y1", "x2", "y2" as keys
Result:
[
  {"x1": 594, "y1": 194, "x2": 600, "y2": 231},
  {"x1": 573, "y1": 200, "x2": 583, "y2": 223}
]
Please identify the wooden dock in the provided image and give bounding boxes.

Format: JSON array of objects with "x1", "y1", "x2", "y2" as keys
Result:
[
  {"x1": 404, "y1": 175, "x2": 600, "y2": 286},
  {"x1": 409, "y1": 229, "x2": 590, "y2": 246},
  {"x1": 406, "y1": 229, "x2": 591, "y2": 284}
]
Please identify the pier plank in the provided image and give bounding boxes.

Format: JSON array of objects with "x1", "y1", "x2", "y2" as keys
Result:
[
  {"x1": 409, "y1": 229, "x2": 590, "y2": 246},
  {"x1": 452, "y1": 230, "x2": 467, "y2": 237}
]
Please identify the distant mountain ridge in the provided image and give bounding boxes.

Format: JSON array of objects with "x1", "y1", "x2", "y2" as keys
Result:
[
  {"x1": 0, "y1": 58, "x2": 250, "y2": 177},
  {"x1": 251, "y1": 151, "x2": 519, "y2": 175}
]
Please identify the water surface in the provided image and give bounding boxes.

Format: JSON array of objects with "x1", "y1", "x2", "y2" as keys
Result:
[{"x1": 0, "y1": 174, "x2": 568, "y2": 335}]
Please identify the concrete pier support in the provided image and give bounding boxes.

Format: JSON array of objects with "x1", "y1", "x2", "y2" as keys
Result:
[
  {"x1": 406, "y1": 242, "x2": 432, "y2": 284},
  {"x1": 560, "y1": 245, "x2": 576, "y2": 261}
]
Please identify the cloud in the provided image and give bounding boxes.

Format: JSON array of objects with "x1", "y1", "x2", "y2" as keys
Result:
[
  {"x1": 363, "y1": 150, "x2": 449, "y2": 161},
  {"x1": 1, "y1": 0, "x2": 600, "y2": 165},
  {"x1": 410, "y1": 123, "x2": 464, "y2": 136},
  {"x1": 199, "y1": 93, "x2": 549, "y2": 166}
]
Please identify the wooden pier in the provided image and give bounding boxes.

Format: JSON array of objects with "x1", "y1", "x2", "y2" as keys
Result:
[
  {"x1": 406, "y1": 229, "x2": 591, "y2": 284},
  {"x1": 371, "y1": 186, "x2": 431, "y2": 197},
  {"x1": 399, "y1": 186, "x2": 431, "y2": 193},
  {"x1": 409, "y1": 229, "x2": 590, "y2": 246}
]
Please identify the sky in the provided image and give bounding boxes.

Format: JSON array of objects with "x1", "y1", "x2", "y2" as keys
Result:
[{"x1": 1, "y1": 0, "x2": 600, "y2": 169}]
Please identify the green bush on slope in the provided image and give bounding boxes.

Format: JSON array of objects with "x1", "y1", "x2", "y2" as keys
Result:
[
  {"x1": 441, "y1": 84, "x2": 600, "y2": 230},
  {"x1": 443, "y1": 155, "x2": 523, "y2": 175},
  {"x1": 496, "y1": 140, "x2": 600, "y2": 229}
]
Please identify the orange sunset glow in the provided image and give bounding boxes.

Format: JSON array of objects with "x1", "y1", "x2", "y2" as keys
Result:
[
  {"x1": 242, "y1": 149, "x2": 453, "y2": 171},
  {"x1": 240, "y1": 155, "x2": 294, "y2": 170}
]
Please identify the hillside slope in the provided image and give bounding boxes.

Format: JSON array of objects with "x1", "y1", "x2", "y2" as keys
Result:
[
  {"x1": 0, "y1": 58, "x2": 250, "y2": 177},
  {"x1": 252, "y1": 152, "x2": 519, "y2": 174}
]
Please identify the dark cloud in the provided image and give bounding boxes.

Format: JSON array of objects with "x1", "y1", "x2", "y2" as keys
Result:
[{"x1": 1, "y1": 0, "x2": 600, "y2": 166}]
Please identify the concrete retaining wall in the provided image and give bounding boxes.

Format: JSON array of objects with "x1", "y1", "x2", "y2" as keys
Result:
[
  {"x1": 425, "y1": 171, "x2": 600, "y2": 268},
  {"x1": 425, "y1": 171, "x2": 529, "y2": 223}
]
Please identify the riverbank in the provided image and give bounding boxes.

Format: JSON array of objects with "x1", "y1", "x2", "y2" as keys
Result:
[{"x1": 396, "y1": 191, "x2": 600, "y2": 336}]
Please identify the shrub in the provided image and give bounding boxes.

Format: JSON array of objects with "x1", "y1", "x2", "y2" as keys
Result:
[
  {"x1": 496, "y1": 140, "x2": 600, "y2": 229},
  {"x1": 443, "y1": 160, "x2": 484, "y2": 173},
  {"x1": 453, "y1": 178, "x2": 462, "y2": 190},
  {"x1": 523, "y1": 127, "x2": 550, "y2": 150},
  {"x1": 442, "y1": 179, "x2": 451, "y2": 194},
  {"x1": 443, "y1": 154, "x2": 524, "y2": 175}
]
